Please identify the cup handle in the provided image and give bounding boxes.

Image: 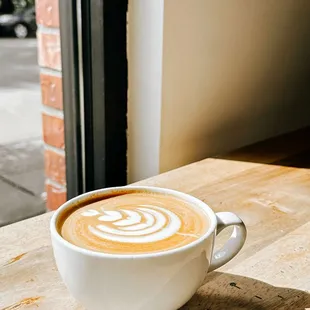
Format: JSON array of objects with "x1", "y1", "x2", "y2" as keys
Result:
[{"x1": 208, "y1": 212, "x2": 247, "y2": 272}]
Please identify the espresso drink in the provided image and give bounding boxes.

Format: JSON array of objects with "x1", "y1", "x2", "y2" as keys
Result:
[{"x1": 59, "y1": 191, "x2": 209, "y2": 254}]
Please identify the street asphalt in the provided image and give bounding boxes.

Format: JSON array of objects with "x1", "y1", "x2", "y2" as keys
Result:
[{"x1": 0, "y1": 38, "x2": 45, "y2": 227}]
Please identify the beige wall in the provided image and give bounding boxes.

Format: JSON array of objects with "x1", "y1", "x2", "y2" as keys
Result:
[
  {"x1": 160, "y1": 0, "x2": 310, "y2": 172},
  {"x1": 128, "y1": 0, "x2": 310, "y2": 182}
]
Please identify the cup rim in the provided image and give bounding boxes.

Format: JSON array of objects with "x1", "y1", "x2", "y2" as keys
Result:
[{"x1": 50, "y1": 186, "x2": 217, "y2": 259}]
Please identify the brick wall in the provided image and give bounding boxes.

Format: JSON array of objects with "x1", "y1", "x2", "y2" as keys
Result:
[{"x1": 36, "y1": 0, "x2": 67, "y2": 210}]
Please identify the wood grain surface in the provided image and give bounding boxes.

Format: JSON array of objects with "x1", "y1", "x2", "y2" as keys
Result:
[{"x1": 1, "y1": 128, "x2": 310, "y2": 309}]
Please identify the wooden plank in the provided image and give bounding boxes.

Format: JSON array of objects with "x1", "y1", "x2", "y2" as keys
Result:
[
  {"x1": 0, "y1": 213, "x2": 52, "y2": 265},
  {"x1": 181, "y1": 222, "x2": 310, "y2": 310},
  {"x1": 226, "y1": 221, "x2": 310, "y2": 291},
  {"x1": 191, "y1": 164, "x2": 310, "y2": 268},
  {"x1": 1, "y1": 128, "x2": 310, "y2": 309},
  {"x1": 0, "y1": 246, "x2": 82, "y2": 310}
]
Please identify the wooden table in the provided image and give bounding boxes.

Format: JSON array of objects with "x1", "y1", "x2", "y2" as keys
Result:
[{"x1": 1, "y1": 128, "x2": 310, "y2": 309}]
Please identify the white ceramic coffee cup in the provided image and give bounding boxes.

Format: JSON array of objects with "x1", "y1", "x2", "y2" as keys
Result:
[{"x1": 50, "y1": 186, "x2": 246, "y2": 310}]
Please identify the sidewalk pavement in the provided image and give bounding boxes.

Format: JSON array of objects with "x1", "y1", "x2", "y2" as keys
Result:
[
  {"x1": 0, "y1": 38, "x2": 46, "y2": 227},
  {"x1": 0, "y1": 137, "x2": 45, "y2": 227}
]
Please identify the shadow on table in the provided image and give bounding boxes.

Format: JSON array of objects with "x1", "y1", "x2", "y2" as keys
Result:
[{"x1": 180, "y1": 271, "x2": 310, "y2": 310}]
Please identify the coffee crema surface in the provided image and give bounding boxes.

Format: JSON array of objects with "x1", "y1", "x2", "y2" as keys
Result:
[{"x1": 59, "y1": 192, "x2": 209, "y2": 254}]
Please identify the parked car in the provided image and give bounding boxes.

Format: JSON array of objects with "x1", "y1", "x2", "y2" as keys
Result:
[{"x1": 0, "y1": 6, "x2": 36, "y2": 38}]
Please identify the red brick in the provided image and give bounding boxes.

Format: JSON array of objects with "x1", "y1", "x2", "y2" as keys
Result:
[
  {"x1": 45, "y1": 149, "x2": 66, "y2": 185},
  {"x1": 36, "y1": 0, "x2": 59, "y2": 28},
  {"x1": 40, "y1": 74, "x2": 63, "y2": 110},
  {"x1": 37, "y1": 32, "x2": 61, "y2": 70},
  {"x1": 46, "y1": 183, "x2": 66, "y2": 210},
  {"x1": 42, "y1": 114, "x2": 64, "y2": 149}
]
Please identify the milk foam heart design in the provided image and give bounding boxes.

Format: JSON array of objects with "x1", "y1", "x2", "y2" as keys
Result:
[{"x1": 81, "y1": 205, "x2": 182, "y2": 243}]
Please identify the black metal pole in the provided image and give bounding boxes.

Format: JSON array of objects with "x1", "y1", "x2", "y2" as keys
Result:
[{"x1": 81, "y1": 0, "x2": 128, "y2": 190}]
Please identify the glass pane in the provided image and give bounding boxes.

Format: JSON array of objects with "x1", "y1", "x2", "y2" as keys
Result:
[{"x1": 0, "y1": 1, "x2": 45, "y2": 226}]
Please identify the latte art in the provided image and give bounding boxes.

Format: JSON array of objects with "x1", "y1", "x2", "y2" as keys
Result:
[
  {"x1": 82, "y1": 205, "x2": 181, "y2": 243},
  {"x1": 60, "y1": 192, "x2": 209, "y2": 254}
]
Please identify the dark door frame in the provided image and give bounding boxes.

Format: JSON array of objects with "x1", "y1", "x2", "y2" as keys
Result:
[{"x1": 59, "y1": 0, "x2": 128, "y2": 199}]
